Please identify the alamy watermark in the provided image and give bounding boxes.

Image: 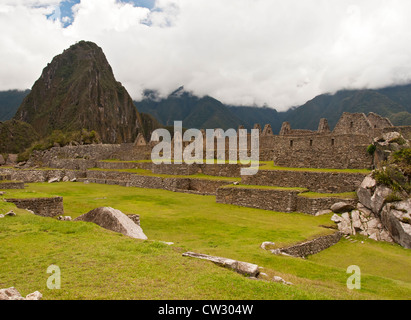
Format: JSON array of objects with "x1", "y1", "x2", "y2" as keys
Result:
[
  {"x1": 47, "y1": 265, "x2": 61, "y2": 290},
  {"x1": 346, "y1": 265, "x2": 361, "y2": 290},
  {"x1": 150, "y1": 121, "x2": 260, "y2": 176}
]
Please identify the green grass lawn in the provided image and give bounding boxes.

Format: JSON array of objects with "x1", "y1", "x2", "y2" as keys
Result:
[{"x1": 1, "y1": 182, "x2": 411, "y2": 300}]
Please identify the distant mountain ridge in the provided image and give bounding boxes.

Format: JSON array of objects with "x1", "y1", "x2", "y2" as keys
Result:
[
  {"x1": 134, "y1": 87, "x2": 244, "y2": 130},
  {"x1": 134, "y1": 84, "x2": 411, "y2": 132},
  {"x1": 2, "y1": 83, "x2": 411, "y2": 135}
]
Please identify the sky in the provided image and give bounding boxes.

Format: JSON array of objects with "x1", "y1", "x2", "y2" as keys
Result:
[{"x1": 1, "y1": 0, "x2": 411, "y2": 111}]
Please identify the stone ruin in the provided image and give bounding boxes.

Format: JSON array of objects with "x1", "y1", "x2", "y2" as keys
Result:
[{"x1": 1, "y1": 112, "x2": 410, "y2": 251}]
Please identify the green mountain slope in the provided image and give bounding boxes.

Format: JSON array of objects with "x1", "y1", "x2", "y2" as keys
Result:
[{"x1": 282, "y1": 88, "x2": 411, "y2": 130}]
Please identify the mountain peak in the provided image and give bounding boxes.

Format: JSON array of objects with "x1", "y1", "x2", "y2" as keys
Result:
[{"x1": 14, "y1": 41, "x2": 143, "y2": 143}]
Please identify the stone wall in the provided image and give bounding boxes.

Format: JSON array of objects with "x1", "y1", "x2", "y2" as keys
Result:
[
  {"x1": 216, "y1": 186, "x2": 302, "y2": 213},
  {"x1": 5, "y1": 197, "x2": 64, "y2": 217},
  {"x1": 0, "y1": 168, "x2": 85, "y2": 183},
  {"x1": 48, "y1": 159, "x2": 97, "y2": 170},
  {"x1": 296, "y1": 195, "x2": 357, "y2": 215},
  {"x1": 84, "y1": 170, "x2": 233, "y2": 195},
  {"x1": 216, "y1": 186, "x2": 358, "y2": 215},
  {"x1": 259, "y1": 134, "x2": 372, "y2": 169},
  {"x1": 274, "y1": 232, "x2": 342, "y2": 258},
  {"x1": 242, "y1": 170, "x2": 366, "y2": 193},
  {"x1": 0, "y1": 181, "x2": 25, "y2": 190}
]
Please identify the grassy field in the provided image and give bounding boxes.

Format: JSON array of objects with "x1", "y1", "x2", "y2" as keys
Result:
[{"x1": 1, "y1": 182, "x2": 411, "y2": 300}]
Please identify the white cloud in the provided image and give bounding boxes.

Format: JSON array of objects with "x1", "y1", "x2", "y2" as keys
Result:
[{"x1": 1, "y1": 0, "x2": 411, "y2": 110}]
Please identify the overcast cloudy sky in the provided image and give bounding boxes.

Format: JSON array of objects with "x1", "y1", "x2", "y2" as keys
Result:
[{"x1": 1, "y1": 0, "x2": 411, "y2": 111}]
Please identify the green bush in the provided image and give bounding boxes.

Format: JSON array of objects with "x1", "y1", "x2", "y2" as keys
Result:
[
  {"x1": 367, "y1": 144, "x2": 376, "y2": 155},
  {"x1": 17, "y1": 129, "x2": 101, "y2": 162}
]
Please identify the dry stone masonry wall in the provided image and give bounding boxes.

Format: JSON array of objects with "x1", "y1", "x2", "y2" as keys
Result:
[{"x1": 5, "y1": 197, "x2": 64, "y2": 217}]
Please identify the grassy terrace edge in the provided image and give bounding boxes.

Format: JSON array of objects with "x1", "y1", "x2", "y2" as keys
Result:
[{"x1": 99, "y1": 159, "x2": 372, "y2": 174}]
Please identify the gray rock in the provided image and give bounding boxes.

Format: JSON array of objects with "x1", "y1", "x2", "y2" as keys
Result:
[
  {"x1": 331, "y1": 214, "x2": 343, "y2": 223},
  {"x1": 48, "y1": 177, "x2": 60, "y2": 183},
  {"x1": 331, "y1": 202, "x2": 355, "y2": 214},
  {"x1": 351, "y1": 210, "x2": 362, "y2": 230},
  {"x1": 0, "y1": 287, "x2": 42, "y2": 300},
  {"x1": 25, "y1": 291, "x2": 43, "y2": 300},
  {"x1": 128, "y1": 214, "x2": 141, "y2": 226},
  {"x1": 5, "y1": 210, "x2": 16, "y2": 217},
  {"x1": 357, "y1": 175, "x2": 377, "y2": 209},
  {"x1": 261, "y1": 241, "x2": 276, "y2": 250},
  {"x1": 0, "y1": 287, "x2": 23, "y2": 300},
  {"x1": 62, "y1": 176, "x2": 69, "y2": 182},
  {"x1": 370, "y1": 185, "x2": 392, "y2": 215},
  {"x1": 380, "y1": 200, "x2": 411, "y2": 249},
  {"x1": 273, "y1": 276, "x2": 293, "y2": 286},
  {"x1": 316, "y1": 209, "x2": 333, "y2": 216},
  {"x1": 182, "y1": 252, "x2": 260, "y2": 277},
  {"x1": 0, "y1": 214, "x2": 4, "y2": 219},
  {"x1": 58, "y1": 216, "x2": 72, "y2": 221},
  {"x1": 74, "y1": 207, "x2": 148, "y2": 240},
  {"x1": 382, "y1": 132, "x2": 402, "y2": 144}
]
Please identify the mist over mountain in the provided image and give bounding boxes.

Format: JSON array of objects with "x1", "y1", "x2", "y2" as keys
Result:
[
  {"x1": 2, "y1": 83, "x2": 411, "y2": 137},
  {"x1": 134, "y1": 87, "x2": 244, "y2": 130},
  {"x1": 135, "y1": 84, "x2": 411, "y2": 133}
]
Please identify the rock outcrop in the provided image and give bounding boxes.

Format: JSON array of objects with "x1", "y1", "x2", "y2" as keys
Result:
[
  {"x1": 74, "y1": 207, "x2": 148, "y2": 240},
  {"x1": 333, "y1": 170, "x2": 410, "y2": 248}
]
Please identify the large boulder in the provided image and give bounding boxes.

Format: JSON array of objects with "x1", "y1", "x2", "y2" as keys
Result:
[
  {"x1": 380, "y1": 200, "x2": 411, "y2": 249},
  {"x1": 370, "y1": 185, "x2": 393, "y2": 215},
  {"x1": 357, "y1": 175, "x2": 377, "y2": 210},
  {"x1": 75, "y1": 207, "x2": 148, "y2": 240}
]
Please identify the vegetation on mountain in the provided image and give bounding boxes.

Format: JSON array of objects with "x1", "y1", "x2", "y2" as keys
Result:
[
  {"x1": 13, "y1": 41, "x2": 144, "y2": 144},
  {"x1": 0, "y1": 120, "x2": 39, "y2": 155},
  {"x1": 134, "y1": 87, "x2": 244, "y2": 130},
  {"x1": 17, "y1": 129, "x2": 101, "y2": 162}
]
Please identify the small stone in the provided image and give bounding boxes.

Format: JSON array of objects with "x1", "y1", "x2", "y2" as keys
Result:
[
  {"x1": 62, "y1": 176, "x2": 69, "y2": 182},
  {"x1": 48, "y1": 177, "x2": 60, "y2": 183},
  {"x1": 0, "y1": 214, "x2": 4, "y2": 218},
  {"x1": 5, "y1": 210, "x2": 16, "y2": 217},
  {"x1": 25, "y1": 291, "x2": 42, "y2": 300},
  {"x1": 316, "y1": 210, "x2": 332, "y2": 216},
  {"x1": 0, "y1": 287, "x2": 22, "y2": 300},
  {"x1": 261, "y1": 242, "x2": 276, "y2": 250},
  {"x1": 331, "y1": 214, "x2": 343, "y2": 223},
  {"x1": 273, "y1": 276, "x2": 293, "y2": 286}
]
